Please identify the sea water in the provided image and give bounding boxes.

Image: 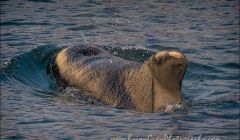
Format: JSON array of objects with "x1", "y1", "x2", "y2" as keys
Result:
[{"x1": 1, "y1": 0, "x2": 239, "y2": 139}]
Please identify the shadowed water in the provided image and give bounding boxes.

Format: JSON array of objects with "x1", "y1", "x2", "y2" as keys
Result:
[{"x1": 0, "y1": 0, "x2": 239, "y2": 139}]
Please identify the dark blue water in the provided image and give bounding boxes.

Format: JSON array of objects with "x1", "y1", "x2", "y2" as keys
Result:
[{"x1": 1, "y1": 0, "x2": 239, "y2": 139}]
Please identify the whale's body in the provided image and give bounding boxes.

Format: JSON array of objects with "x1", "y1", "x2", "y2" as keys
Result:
[{"x1": 53, "y1": 45, "x2": 188, "y2": 112}]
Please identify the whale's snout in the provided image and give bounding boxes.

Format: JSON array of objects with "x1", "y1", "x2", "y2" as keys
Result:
[
  {"x1": 154, "y1": 51, "x2": 187, "y2": 65},
  {"x1": 151, "y1": 51, "x2": 188, "y2": 112},
  {"x1": 150, "y1": 50, "x2": 188, "y2": 90}
]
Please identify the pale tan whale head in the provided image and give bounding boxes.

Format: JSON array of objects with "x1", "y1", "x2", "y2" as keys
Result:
[{"x1": 148, "y1": 51, "x2": 188, "y2": 112}]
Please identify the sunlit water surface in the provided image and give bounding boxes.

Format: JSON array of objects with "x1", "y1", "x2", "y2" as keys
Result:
[{"x1": 1, "y1": 0, "x2": 239, "y2": 139}]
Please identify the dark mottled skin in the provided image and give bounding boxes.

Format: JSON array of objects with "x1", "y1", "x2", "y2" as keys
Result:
[{"x1": 53, "y1": 45, "x2": 188, "y2": 112}]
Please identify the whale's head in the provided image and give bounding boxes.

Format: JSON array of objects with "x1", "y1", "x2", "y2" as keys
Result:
[{"x1": 147, "y1": 51, "x2": 188, "y2": 112}]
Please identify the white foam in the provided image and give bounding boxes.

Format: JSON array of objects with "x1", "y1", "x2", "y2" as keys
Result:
[{"x1": 165, "y1": 104, "x2": 184, "y2": 112}]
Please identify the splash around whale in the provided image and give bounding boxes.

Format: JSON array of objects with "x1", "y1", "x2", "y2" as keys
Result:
[{"x1": 49, "y1": 44, "x2": 188, "y2": 112}]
